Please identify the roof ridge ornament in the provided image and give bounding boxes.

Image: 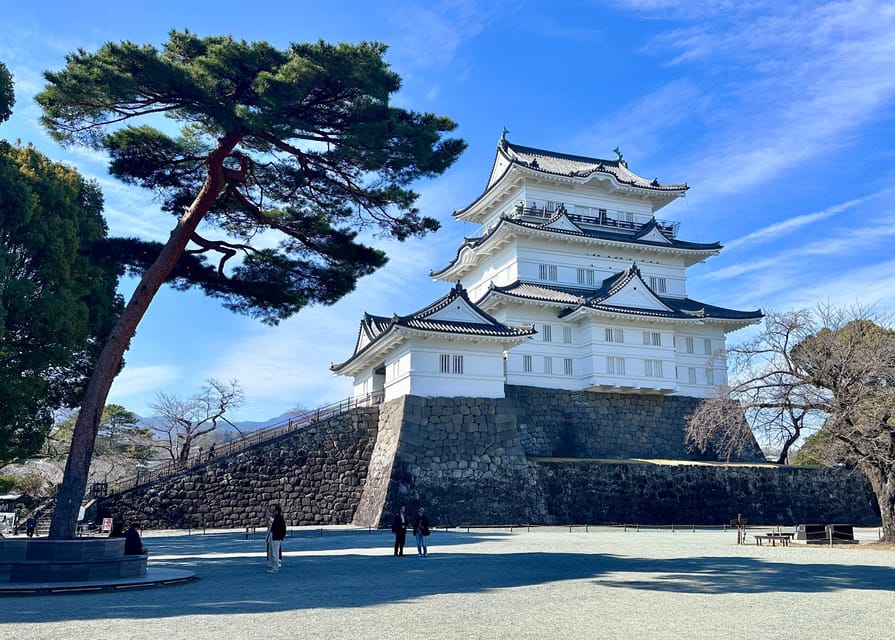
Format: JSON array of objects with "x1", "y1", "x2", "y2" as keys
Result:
[
  {"x1": 500, "y1": 127, "x2": 510, "y2": 148},
  {"x1": 613, "y1": 146, "x2": 625, "y2": 165}
]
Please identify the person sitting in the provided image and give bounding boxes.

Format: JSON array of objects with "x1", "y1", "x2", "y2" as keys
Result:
[{"x1": 123, "y1": 522, "x2": 146, "y2": 555}]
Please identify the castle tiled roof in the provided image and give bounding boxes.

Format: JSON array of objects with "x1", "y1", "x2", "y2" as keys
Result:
[
  {"x1": 331, "y1": 284, "x2": 535, "y2": 374},
  {"x1": 478, "y1": 266, "x2": 762, "y2": 326},
  {"x1": 431, "y1": 215, "x2": 720, "y2": 280},
  {"x1": 454, "y1": 138, "x2": 688, "y2": 223},
  {"x1": 500, "y1": 141, "x2": 688, "y2": 192}
]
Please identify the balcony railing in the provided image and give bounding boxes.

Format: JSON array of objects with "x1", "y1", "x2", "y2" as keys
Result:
[
  {"x1": 507, "y1": 202, "x2": 679, "y2": 238},
  {"x1": 108, "y1": 391, "x2": 384, "y2": 495}
]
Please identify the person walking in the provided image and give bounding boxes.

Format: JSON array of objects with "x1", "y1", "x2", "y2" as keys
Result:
[
  {"x1": 391, "y1": 506, "x2": 408, "y2": 556},
  {"x1": 412, "y1": 507, "x2": 430, "y2": 557},
  {"x1": 266, "y1": 504, "x2": 287, "y2": 573}
]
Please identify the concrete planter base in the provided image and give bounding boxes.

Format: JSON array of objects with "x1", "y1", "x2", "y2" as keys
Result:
[{"x1": 0, "y1": 538, "x2": 147, "y2": 583}]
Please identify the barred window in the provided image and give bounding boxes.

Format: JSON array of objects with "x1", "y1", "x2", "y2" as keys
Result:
[
  {"x1": 523, "y1": 354, "x2": 532, "y2": 373},
  {"x1": 563, "y1": 326, "x2": 573, "y2": 344},
  {"x1": 645, "y1": 359, "x2": 663, "y2": 378},
  {"x1": 605, "y1": 328, "x2": 624, "y2": 343},
  {"x1": 607, "y1": 356, "x2": 625, "y2": 375},
  {"x1": 685, "y1": 337, "x2": 695, "y2": 354},
  {"x1": 539, "y1": 264, "x2": 558, "y2": 281},
  {"x1": 576, "y1": 268, "x2": 595, "y2": 286},
  {"x1": 440, "y1": 354, "x2": 463, "y2": 374},
  {"x1": 642, "y1": 331, "x2": 661, "y2": 346},
  {"x1": 649, "y1": 276, "x2": 667, "y2": 293},
  {"x1": 705, "y1": 368, "x2": 715, "y2": 385},
  {"x1": 564, "y1": 358, "x2": 573, "y2": 376},
  {"x1": 541, "y1": 324, "x2": 553, "y2": 342},
  {"x1": 688, "y1": 367, "x2": 697, "y2": 384},
  {"x1": 704, "y1": 338, "x2": 713, "y2": 355},
  {"x1": 544, "y1": 357, "x2": 553, "y2": 375}
]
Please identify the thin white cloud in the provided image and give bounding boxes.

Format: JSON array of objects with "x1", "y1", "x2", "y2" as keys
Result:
[
  {"x1": 387, "y1": 0, "x2": 520, "y2": 68},
  {"x1": 723, "y1": 195, "x2": 874, "y2": 252},
  {"x1": 582, "y1": 1, "x2": 895, "y2": 205},
  {"x1": 108, "y1": 365, "x2": 180, "y2": 411},
  {"x1": 573, "y1": 80, "x2": 704, "y2": 168}
]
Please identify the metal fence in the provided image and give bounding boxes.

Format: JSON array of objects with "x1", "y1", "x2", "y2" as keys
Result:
[{"x1": 109, "y1": 391, "x2": 384, "y2": 495}]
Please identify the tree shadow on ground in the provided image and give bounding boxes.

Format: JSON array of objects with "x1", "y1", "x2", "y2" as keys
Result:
[{"x1": 5, "y1": 530, "x2": 895, "y2": 621}]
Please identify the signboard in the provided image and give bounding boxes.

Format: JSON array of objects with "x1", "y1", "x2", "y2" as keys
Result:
[{"x1": 102, "y1": 517, "x2": 113, "y2": 533}]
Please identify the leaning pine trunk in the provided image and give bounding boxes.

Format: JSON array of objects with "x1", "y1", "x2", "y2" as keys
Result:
[{"x1": 49, "y1": 137, "x2": 239, "y2": 539}]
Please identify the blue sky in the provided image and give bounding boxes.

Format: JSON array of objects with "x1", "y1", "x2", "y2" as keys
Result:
[{"x1": 2, "y1": 1, "x2": 894, "y2": 421}]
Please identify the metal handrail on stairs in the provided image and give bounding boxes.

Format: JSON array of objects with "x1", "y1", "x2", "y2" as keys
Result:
[{"x1": 108, "y1": 391, "x2": 384, "y2": 495}]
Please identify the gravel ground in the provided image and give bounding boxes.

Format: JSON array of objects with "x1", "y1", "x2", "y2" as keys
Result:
[{"x1": 3, "y1": 525, "x2": 893, "y2": 640}]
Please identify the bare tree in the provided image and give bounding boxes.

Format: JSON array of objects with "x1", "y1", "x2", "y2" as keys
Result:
[
  {"x1": 689, "y1": 310, "x2": 830, "y2": 463},
  {"x1": 149, "y1": 379, "x2": 244, "y2": 462},
  {"x1": 687, "y1": 305, "x2": 895, "y2": 541}
]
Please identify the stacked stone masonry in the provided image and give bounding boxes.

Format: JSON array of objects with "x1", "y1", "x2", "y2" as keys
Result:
[
  {"x1": 98, "y1": 391, "x2": 880, "y2": 531},
  {"x1": 505, "y1": 385, "x2": 765, "y2": 462},
  {"x1": 98, "y1": 409, "x2": 379, "y2": 529}
]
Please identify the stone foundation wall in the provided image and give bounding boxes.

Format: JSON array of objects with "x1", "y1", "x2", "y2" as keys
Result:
[
  {"x1": 354, "y1": 395, "x2": 547, "y2": 527},
  {"x1": 98, "y1": 408, "x2": 379, "y2": 529},
  {"x1": 505, "y1": 385, "x2": 765, "y2": 462},
  {"x1": 534, "y1": 460, "x2": 879, "y2": 526},
  {"x1": 99, "y1": 390, "x2": 880, "y2": 531},
  {"x1": 362, "y1": 394, "x2": 878, "y2": 528}
]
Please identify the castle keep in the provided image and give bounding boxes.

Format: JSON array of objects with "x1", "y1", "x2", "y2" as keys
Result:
[{"x1": 99, "y1": 138, "x2": 879, "y2": 530}]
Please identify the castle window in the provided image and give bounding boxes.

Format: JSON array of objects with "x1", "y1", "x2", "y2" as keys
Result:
[
  {"x1": 605, "y1": 328, "x2": 624, "y2": 343},
  {"x1": 563, "y1": 326, "x2": 573, "y2": 344},
  {"x1": 523, "y1": 354, "x2": 532, "y2": 373},
  {"x1": 688, "y1": 367, "x2": 697, "y2": 384},
  {"x1": 564, "y1": 358, "x2": 573, "y2": 376},
  {"x1": 544, "y1": 357, "x2": 553, "y2": 375},
  {"x1": 577, "y1": 268, "x2": 595, "y2": 286},
  {"x1": 645, "y1": 359, "x2": 663, "y2": 378},
  {"x1": 704, "y1": 338, "x2": 712, "y2": 355},
  {"x1": 539, "y1": 264, "x2": 558, "y2": 281},
  {"x1": 705, "y1": 368, "x2": 715, "y2": 385},
  {"x1": 685, "y1": 337, "x2": 695, "y2": 354},
  {"x1": 440, "y1": 354, "x2": 463, "y2": 374},
  {"x1": 541, "y1": 324, "x2": 553, "y2": 342},
  {"x1": 649, "y1": 276, "x2": 667, "y2": 293},
  {"x1": 607, "y1": 356, "x2": 625, "y2": 375},
  {"x1": 643, "y1": 331, "x2": 661, "y2": 346}
]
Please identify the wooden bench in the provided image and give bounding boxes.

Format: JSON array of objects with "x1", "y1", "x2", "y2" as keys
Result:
[{"x1": 754, "y1": 533, "x2": 791, "y2": 547}]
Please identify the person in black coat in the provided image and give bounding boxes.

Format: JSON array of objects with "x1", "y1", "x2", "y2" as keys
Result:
[
  {"x1": 412, "y1": 507, "x2": 431, "y2": 557},
  {"x1": 391, "y1": 506, "x2": 408, "y2": 556},
  {"x1": 267, "y1": 504, "x2": 287, "y2": 573},
  {"x1": 123, "y1": 523, "x2": 145, "y2": 555}
]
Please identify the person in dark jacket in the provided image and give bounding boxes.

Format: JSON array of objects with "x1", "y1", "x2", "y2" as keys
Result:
[
  {"x1": 391, "y1": 506, "x2": 408, "y2": 556},
  {"x1": 123, "y1": 522, "x2": 145, "y2": 555},
  {"x1": 412, "y1": 507, "x2": 431, "y2": 557},
  {"x1": 267, "y1": 504, "x2": 287, "y2": 573}
]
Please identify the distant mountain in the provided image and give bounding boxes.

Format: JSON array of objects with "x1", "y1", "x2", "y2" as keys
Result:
[
  {"x1": 231, "y1": 411, "x2": 303, "y2": 432},
  {"x1": 137, "y1": 410, "x2": 302, "y2": 436}
]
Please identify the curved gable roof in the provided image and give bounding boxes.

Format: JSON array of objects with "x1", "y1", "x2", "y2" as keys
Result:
[
  {"x1": 458, "y1": 137, "x2": 689, "y2": 222},
  {"x1": 332, "y1": 284, "x2": 535, "y2": 374},
  {"x1": 477, "y1": 266, "x2": 763, "y2": 328},
  {"x1": 431, "y1": 216, "x2": 721, "y2": 280}
]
